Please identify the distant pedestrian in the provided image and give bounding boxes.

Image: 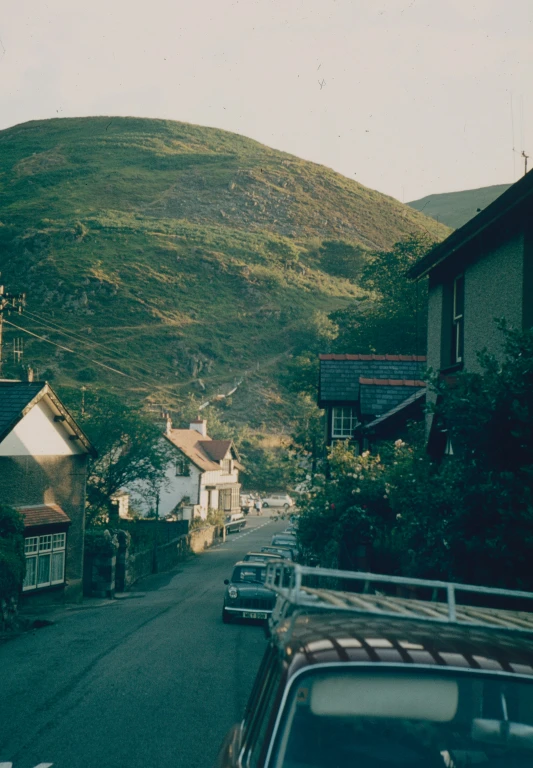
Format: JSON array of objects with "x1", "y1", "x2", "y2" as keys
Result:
[{"x1": 255, "y1": 500, "x2": 262, "y2": 515}]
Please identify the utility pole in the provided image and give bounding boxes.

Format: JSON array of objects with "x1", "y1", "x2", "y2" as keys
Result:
[
  {"x1": 522, "y1": 150, "x2": 529, "y2": 176},
  {"x1": 0, "y1": 283, "x2": 26, "y2": 377}
]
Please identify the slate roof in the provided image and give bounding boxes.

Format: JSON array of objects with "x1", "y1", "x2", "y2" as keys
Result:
[
  {"x1": 359, "y1": 379, "x2": 426, "y2": 417},
  {"x1": 408, "y1": 167, "x2": 533, "y2": 279},
  {"x1": 0, "y1": 380, "x2": 95, "y2": 454},
  {"x1": 318, "y1": 356, "x2": 426, "y2": 405},
  {"x1": 0, "y1": 381, "x2": 45, "y2": 441},
  {"x1": 361, "y1": 388, "x2": 427, "y2": 433},
  {"x1": 18, "y1": 503, "x2": 71, "y2": 528}
]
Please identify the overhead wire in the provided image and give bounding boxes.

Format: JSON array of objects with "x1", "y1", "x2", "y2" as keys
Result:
[
  {"x1": 6, "y1": 315, "x2": 201, "y2": 403},
  {"x1": 4, "y1": 319, "x2": 134, "y2": 378},
  {"x1": 21, "y1": 309, "x2": 161, "y2": 380}
]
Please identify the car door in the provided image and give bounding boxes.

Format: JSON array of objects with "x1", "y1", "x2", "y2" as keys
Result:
[{"x1": 239, "y1": 646, "x2": 285, "y2": 767}]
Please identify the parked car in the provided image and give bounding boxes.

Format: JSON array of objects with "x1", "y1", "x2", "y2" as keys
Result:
[
  {"x1": 261, "y1": 493, "x2": 294, "y2": 509},
  {"x1": 271, "y1": 533, "x2": 297, "y2": 548},
  {"x1": 242, "y1": 552, "x2": 285, "y2": 564},
  {"x1": 221, "y1": 561, "x2": 276, "y2": 623},
  {"x1": 225, "y1": 513, "x2": 246, "y2": 533},
  {"x1": 260, "y1": 546, "x2": 294, "y2": 562},
  {"x1": 216, "y1": 563, "x2": 533, "y2": 767}
]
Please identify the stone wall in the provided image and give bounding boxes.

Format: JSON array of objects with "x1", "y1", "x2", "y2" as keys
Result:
[
  {"x1": 83, "y1": 524, "x2": 223, "y2": 596},
  {"x1": 188, "y1": 524, "x2": 224, "y2": 553}
]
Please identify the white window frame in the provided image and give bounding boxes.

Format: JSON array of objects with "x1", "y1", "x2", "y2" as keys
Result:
[
  {"x1": 452, "y1": 274, "x2": 464, "y2": 364},
  {"x1": 331, "y1": 406, "x2": 358, "y2": 439},
  {"x1": 23, "y1": 531, "x2": 67, "y2": 591}
]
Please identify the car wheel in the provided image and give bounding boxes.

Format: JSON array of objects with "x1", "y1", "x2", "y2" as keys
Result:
[
  {"x1": 222, "y1": 608, "x2": 232, "y2": 624},
  {"x1": 283, "y1": 503, "x2": 289, "y2": 509},
  {"x1": 263, "y1": 502, "x2": 269, "y2": 508}
]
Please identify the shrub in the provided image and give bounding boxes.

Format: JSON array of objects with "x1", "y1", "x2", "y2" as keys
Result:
[
  {"x1": 0, "y1": 504, "x2": 25, "y2": 599},
  {"x1": 84, "y1": 529, "x2": 118, "y2": 557}
]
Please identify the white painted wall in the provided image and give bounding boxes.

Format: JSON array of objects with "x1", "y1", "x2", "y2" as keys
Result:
[
  {"x1": 0, "y1": 397, "x2": 83, "y2": 457},
  {"x1": 127, "y1": 442, "x2": 241, "y2": 519}
]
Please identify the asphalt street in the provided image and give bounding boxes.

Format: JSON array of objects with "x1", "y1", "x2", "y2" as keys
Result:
[{"x1": 0, "y1": 514, "x2": 288, "y2": 768}]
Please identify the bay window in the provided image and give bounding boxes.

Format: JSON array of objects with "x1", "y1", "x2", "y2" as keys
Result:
[{"x1": 23, "y1": 531, "x2": 66, "y2": 591}]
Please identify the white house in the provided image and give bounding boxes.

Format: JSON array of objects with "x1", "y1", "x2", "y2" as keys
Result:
[{"x1": 158, "y1": 418, "x2": 242, "y2": 521}]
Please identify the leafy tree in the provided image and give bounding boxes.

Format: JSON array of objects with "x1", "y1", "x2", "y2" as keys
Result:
[
  {"x1": 66, "y1": 391, "x2": 174, "y2": 527},
  {"x1": 0, "y1": 504, "x2": 25, "y2": 599},
  {"x1": 331, "y1": 234, "x2": 435, "y2": 354},
  {"x1": 318, "y1": 240, "x2": 367, "y2": 282}
]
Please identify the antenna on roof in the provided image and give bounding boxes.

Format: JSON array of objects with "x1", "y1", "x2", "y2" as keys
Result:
[{"x1": 522, "y1": 150, "x2": 529, "y2": 176}]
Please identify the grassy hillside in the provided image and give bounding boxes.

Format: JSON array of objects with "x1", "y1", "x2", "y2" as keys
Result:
[
  {"x1": 408, "y1": 183, "x2": 511, "y2": 229},
  {"x1": 0, "y1": 117, "x2": 449, "y2": 426}
]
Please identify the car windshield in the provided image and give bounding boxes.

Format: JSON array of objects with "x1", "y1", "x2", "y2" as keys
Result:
[
  {"x1": 272, "y1": 668, "x2": 533, "y2": 767},
  {"x1": 243, "y1": 554, "x2": 279, "y2": 562},
  {"x1": 231, "y1": 565, "x2": 267, "y2": 584},
  {"x1": 272, "y1": 537, "x2": 296, "y2": 546}
]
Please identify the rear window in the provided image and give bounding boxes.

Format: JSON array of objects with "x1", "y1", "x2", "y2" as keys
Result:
[
  {"x1": 270, "y1": 668, "x2": 533, "y2": 767},
  {"x1": 232, "y1": 566, "x2": 267, "y2": 584}
]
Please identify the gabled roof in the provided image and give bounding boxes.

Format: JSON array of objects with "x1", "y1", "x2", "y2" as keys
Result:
[
  {"x1": 200, "y1": 439, "x2": 232, "y2": 462},
  {"x1": 164, "y1": 430, "x2": 241, "y2": 472},
  {"x1": 17, "y1": 503, "x2": 71, "y2": 528},
  {"x1": 408, "y1": 168, "x2": 533, "y2": 280},
  {"x1": 318, "y1": 355, "x2": 426, "y2": 406},
  {"x1": 0, "y1": 380, "x2": 96, "y2": 455},
  {"x1": 361, "y1": 388, "x2": 426, "y2": 435},
  {"x1": 359, "y1": 379, "x2": 426, "y2": 417}
]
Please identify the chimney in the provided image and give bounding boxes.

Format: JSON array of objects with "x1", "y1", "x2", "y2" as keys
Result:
[
  {"x1": 165, "y1": 414, "x2": 172, "y2": 436},
  {"x1": 190, "y1": 418, "x2": 207, "y2": 437}
]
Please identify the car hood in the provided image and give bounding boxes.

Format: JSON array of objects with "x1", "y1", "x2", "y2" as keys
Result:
[{"x1": 226, "y1": 583, "x2": 274, "y2": 599}]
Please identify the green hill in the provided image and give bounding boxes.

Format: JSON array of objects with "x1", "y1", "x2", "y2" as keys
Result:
[
  {"x1": 408, "y1": 183, "x2": 512, "y2": 229},
  {"x1": 0, "y1": 117, "x2": 449, "y2": 426}
]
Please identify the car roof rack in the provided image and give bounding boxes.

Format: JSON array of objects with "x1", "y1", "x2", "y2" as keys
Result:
[{"x1": 264, "y1": 562, "x2": 533, "y2": 634}]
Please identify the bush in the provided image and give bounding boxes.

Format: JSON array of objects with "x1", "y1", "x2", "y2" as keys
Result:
[
  {"x1": 84, "y1": 529, "x2": 118, "y2": 557},
  {"x1": 0, "y1": 504, "x2": 25, "y2": 599}
]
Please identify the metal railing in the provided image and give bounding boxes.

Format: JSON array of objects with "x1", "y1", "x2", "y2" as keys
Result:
[{"x1": 264, "y1": 562, "x2": 533, "y2": 633}]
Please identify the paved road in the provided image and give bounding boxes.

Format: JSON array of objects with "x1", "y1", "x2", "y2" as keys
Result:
[{"x1": 0, "y1": 515, "x2": 288, "y2": 768}]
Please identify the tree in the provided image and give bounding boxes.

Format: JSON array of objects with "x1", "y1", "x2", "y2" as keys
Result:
[
  {"x1": 0, "y1": 504, "x2": 25, "y2": 600},
  {"x1": 318, "y1": 240, "x2": 367, "y2": 282},
  {"x1": 331, "y1": 234, "x2": 435, "y2": 354},
  {"x1": 66, "y1": 391, "x2": 173, "y2": 527}
]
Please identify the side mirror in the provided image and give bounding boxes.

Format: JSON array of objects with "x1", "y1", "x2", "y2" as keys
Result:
[{"x1": 224, "y1": 579, "x2": 230, "y2": 585}]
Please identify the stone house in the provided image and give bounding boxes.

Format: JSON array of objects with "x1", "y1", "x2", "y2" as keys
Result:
[
  {"x1": 156, "y1": 418, "x2": 242, "y2": 521},
  {"x1": 0, "y1": 381, "x2": 95, "y2": 604},
  {"x1": 408, "y1": 167, "x2": 533, "y2": 454},
  {"x1": 318, "y1": 354, "x2": 426, "y2": 450}
]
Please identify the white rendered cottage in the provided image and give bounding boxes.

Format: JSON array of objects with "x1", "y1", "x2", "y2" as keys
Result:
[{"x1": 159, "y1": 418, "x2": 242, "y2": 521}]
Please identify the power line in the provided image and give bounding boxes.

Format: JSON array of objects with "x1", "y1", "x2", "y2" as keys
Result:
[
  {"x1": 5, "y1": 317, "x2": 190, "y2": 404},
  {"x1": 4, "y1": 319, "x2": 134, "y2": 378},
  {"x1": 21, "y1": 310, "x2": 158, "y2": 380}
]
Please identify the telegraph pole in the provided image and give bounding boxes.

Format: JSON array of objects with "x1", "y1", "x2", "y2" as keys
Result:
[
  {"x1": 522, "y1": 151, "x2": 530, "y2": 176},
  {"x1": 0, "y1": 283, "x2": 26, "y2": 377}
]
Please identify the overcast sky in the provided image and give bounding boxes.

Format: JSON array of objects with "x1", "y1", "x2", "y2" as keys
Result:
[{"x1": 1, "y1": 0, "x2": 531, "y2": 201}]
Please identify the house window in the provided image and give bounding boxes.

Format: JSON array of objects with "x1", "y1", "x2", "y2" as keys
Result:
[
  {"x1": 218, "y1": 486, "x2": 240, "y2": 512},
  {"x1": 221, "y1": 458, "x2": 232, "y2": 473},
  {"x1": 451, "y1": 274, "x2": 464, "y2": 365},
  {"x1": 23, "y1": 532, "x2": 66, "y2": 591},
  {"x1": 331, "y1": 406, "x2": 358, "y2": 438},
  {"x1": 175, "y1": 457, "x2": 190, "y2": 476}
]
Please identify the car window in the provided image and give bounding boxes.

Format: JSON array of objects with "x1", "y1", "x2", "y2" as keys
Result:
[
  {"x1": 232, "y1": 566, "x2": 267, "y2": 583},
  {"x1": 270, "y1": 668, "x2": 533, "y2": 768},
  {"x1": 242, "y1": 647, "x2": 284, "y2": 767}
]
